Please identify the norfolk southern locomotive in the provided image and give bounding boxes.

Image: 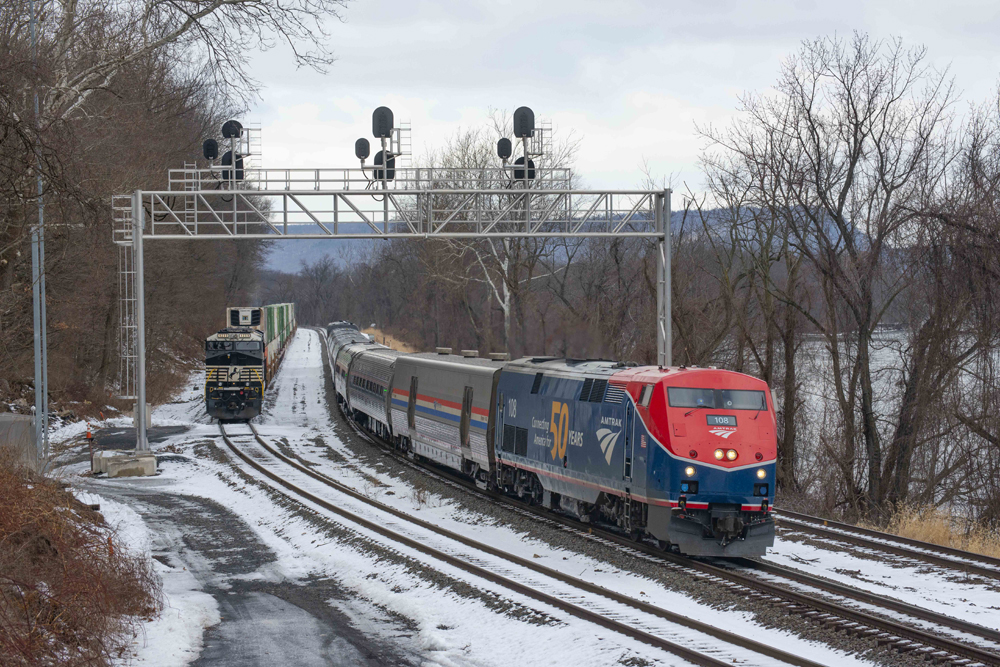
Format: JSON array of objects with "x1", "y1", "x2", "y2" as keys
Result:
[
  {"x1": 205, "y1": 304, "x2": 296, "y2": 420},
  {"x1": 326, "y1": 322, "x2": 776, "y2": 557}
]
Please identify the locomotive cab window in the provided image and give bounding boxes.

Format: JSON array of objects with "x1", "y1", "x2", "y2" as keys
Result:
[
  {"x1": 205, "y1": 342, "x2": 262, "y2": 367},
  {"x1": 668, "y1": 387, "x2": 716, "y2": 408},
  {"x1": 639, "y1": 384, "x2": 654, "y2": 407},
  {"x1": 668, "y1": 387, "x2": 768, "y2": 411},
  {"x1": 719, "y1": 389, "x2": 766, "y2": 410}
]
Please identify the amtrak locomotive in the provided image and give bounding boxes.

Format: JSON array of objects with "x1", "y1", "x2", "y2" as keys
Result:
[{"x1": 326, "y1": 322, "x2": 775, "y2": 557}]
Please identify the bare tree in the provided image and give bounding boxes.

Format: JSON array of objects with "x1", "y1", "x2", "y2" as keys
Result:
[
  {"x1": 699, "y1": 34, "x2": 958, "y2": 515},
  {"x1": 421, "y1": 114, "x2": 579, "y2": 355}
]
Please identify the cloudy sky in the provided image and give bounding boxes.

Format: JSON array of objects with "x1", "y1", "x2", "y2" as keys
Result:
[{"x1": 247, "y1": 0, "x2": 1000, "y2": 191}]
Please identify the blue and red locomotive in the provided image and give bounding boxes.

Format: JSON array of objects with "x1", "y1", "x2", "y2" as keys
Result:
[{"x1": 326, "y1": 324, "x2": 776, "y2": 557}]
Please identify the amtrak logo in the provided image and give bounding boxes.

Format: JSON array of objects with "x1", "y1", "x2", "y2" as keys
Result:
[
  {"x1": 596, "y1": 428, "x2": 620, "y2": 465},
  {"x1": 709, "y1": 427, "x2": 737, "y2": 439}
]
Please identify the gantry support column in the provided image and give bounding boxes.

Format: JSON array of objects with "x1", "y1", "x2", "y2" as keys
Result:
[
  {"x1": 132, "y1": 191, "x2": 149, "y2": 451},
  {"x1": 656, "y1": 189, "x2": 672, "y2": 368}
]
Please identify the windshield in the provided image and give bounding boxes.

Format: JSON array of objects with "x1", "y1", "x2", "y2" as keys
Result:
[
  {"x1": 719, "y1": 389, "x2": 767, "y2": 410},
  {"x1": 206, "y1": 351, "x2": 263, "y2": 366},
  {"x1": 206, "y1": 341, "x2": 260, "y2": 352},
  {"x1": 667, "y1": 387, "x2": 715, "y2": 408},
  {"x1": 206, "y1": 340, "x2": 262, "y2": 367},
  {"x1": 668, "y1": 387, "x2": 766, "y2": 411}
]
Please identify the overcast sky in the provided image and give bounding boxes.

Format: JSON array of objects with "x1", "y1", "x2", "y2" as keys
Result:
[{"x1": 246, "y1": 0, "x2": 1000, "y2": 191}]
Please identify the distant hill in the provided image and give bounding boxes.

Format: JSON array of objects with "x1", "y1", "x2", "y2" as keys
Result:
[
  {"x1": 264, "y1": 210, "x2": 702, "y2": 274},
  {"x1": 264, "y1": 238, "x2": 381, "y2": 274}
]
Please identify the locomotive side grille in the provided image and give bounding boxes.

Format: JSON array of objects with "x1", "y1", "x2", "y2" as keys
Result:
[
  {"x1": 250, "y1": 310, "x2": 261, "y2": 326},
  {"x1": 230, "y1": 311, "x2": 240, "y2": 326},
  {"x1": 604, "y1": 382, "x2": 627, "y2": 404},
  {"x1": 514, "y1": 427, "x2": 528, "y2": 457},
  {"x1": 579, "y1": 378, "x2": 594, "y2": 402},
  {"x1": 588, "y1": 379, "x2": 607, "y2": 402},
  {"x1": 502, "y1": 425, "x2": 516, "y2": 453}
]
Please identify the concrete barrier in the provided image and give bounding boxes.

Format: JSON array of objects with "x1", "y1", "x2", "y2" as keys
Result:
[
  {"x1": 0, "y1": 414, "x2": 38, "y2": 472},
  {"x1": 91, "y1": 449, "x2": 157, "y2": 477}
]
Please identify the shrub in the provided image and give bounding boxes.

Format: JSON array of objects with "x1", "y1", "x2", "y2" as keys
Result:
[
  {"x1": 0, "y1": 452, "x2": 161, "y2": 666},
  {"x1": 861, "y1": 504, "x2": 1000, "y2": 560}
]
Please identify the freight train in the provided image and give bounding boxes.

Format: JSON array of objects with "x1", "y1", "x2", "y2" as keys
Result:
[
  {"x1": 205, "y1": 304, "x2": 296, "y2": 420},
  {"x1": 326, "y1": 322, "x2": 776, "y2": 557}
]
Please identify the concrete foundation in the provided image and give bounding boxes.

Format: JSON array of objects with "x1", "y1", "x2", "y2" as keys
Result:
[{"x1": 92, "y1": 450, "x2": 157, "y2": 477}]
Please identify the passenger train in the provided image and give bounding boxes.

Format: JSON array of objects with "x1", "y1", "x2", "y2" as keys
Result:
[
  {"x1": 326, "y1": 322, "x2": 776, "y2": 557},
  {"x1": 205, "y1": 304, "x2": 296, "y2": 420}
]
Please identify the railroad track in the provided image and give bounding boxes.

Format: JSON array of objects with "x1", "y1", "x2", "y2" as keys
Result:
[
  {"x1": 776, "y1": 510, "x2": 1000, "y2": 582},
  {"x1": 330, "y1": 414, "x2": 1000, "y2": 667},
  {"x1": 217, "y1": 421, "x2": 827, "y2": 667}
]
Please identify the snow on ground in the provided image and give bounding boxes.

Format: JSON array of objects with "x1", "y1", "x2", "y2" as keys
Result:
[
  {"x1": 764, "y1": 527, "x2": 1000, "y2": 632},
  {"x1": 63, "y1": 433, "x2": 692, "y2": 666},
  {"x1": 49, "y1": 328, "x2": 892, "y2": 666},
  {"x1": 246, "y1": 329, "x2": 873, "y2": 665},
  {"x1": 70, "y1": 490, "x2": 221, "y2": 667}
]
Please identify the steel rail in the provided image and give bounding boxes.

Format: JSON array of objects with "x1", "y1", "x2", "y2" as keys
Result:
[
  {"x1": 218, "y1": 422, "x2": 822, "y2": 667},
  {"x1": 777, "y1": 510, "x2": 1000, "y2": 580},
  {"x1": 730, "y1": 558, "x2": 1000, "y2": 646},
  {"x1": 329, "y1": 415, "x2": 1000, "y2": 666}
]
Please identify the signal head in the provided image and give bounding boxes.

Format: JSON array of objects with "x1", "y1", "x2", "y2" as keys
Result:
[
  {"x1": 513, "y1": 156, "x2": 535, "y2": 180},
  {"x1": 221, "y1": 150, "x2": 244, "y2": 181},
  {"x1": 221, "y1": 120, "x2": 243, "y2": 139},
  {"x1": 372, "y1": 106, "x2": 394, "y2": 139},
  {"x1": 202, "y1": 139, "x2": 219, "y2": 161},
  {"x1": 373, "y1": 150, "x2": 396, "y2": 181},
  {"x1": 497, "y1": 138, "x2": 512, "y2": 161},
  {"x1": 355, "y1": 138, "x2": 371, "y2": 161},
  {"x1": 513, "y1": 106, "x2": 535, "y2": 138}
]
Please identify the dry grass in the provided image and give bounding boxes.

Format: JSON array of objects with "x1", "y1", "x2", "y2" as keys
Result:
[
  {"x1": 860, "y1": 504, "x2": 1000, "y2": 560},
  {"x1": 0, "y1": 452, "x2": 162, "y2": 666},
  {"x1": 361, "y1": 328, "x2": 419, "y2": 354}
]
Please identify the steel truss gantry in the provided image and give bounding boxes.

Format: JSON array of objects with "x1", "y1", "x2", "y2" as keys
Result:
[{"x1": 113, "y1": 167, "x2": 672, "y2": 450}]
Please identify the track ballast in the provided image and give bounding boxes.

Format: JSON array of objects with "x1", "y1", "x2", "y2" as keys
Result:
[
  {"x1": 218, "y1": 421, "x2": 829, "y2": 667},
  {"x1": 333, "y1": 412, "x2": 1000, "y2": 667}
]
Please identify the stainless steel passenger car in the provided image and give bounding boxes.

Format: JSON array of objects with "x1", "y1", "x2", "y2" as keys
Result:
[
  {"x1": 346, "y1": 347, "x2": 403, "y2": 440},
  {"x1": 335, "y1": 341, "x2": 383, "y2": 409},
  {"x1": 390, "y1": 352, "x2": 504, "y2": 481}
]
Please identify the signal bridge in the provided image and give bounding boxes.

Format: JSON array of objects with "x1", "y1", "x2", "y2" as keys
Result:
[{"x1": 113, "y1": 106, "x2": 672, "y2": 450}]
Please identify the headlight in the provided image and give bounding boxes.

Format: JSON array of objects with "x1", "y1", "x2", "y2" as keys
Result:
[
  {"x1": 757, "y1": 468, "x2": 767, "y2": 479},
  {"x1": 714, "y1": 449, "x2": 724, "y2": 460},
  {"x1": 684, "y1": 466, "x2": 695, "y2": 477},
  {"x1": 726, "y1": 449, "x2": 738, "y2": 461}
]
